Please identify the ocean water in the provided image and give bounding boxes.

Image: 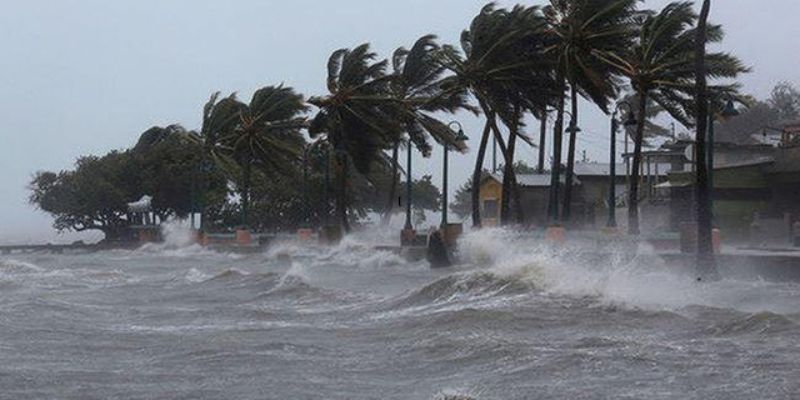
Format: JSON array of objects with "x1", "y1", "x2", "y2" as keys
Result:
[{"x1": 1, "y1": 226, "x2": 799, "y2": 399}]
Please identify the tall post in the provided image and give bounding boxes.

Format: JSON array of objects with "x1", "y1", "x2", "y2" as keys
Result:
[
  {"x1": 492, "y1": 135, "x2": 497, "y2": 173},
  {"x1": 707, "y1": 112, "x2": 715, "y2": 223},
  {"x1": 323, "y1": 143, "x2": 330, "y2": 226},
  {"x1": 442, "y1": 144, "x2": 449, "y2": 228},
  {"x1": 608, "y1": 113, "x2": 618, "y2": 228},
  {"x1": 404, "y1": 140, "x2": 413, "y2": 230},
  {"x1": 625, "y1": 132, "x2": 630, "y2": 183},
  {"x1": 303, "y1": 147, "x2": 309, "y2": 227},
  {"x1": 538, "y1": 113, "x2": 547, "y2": 173}
]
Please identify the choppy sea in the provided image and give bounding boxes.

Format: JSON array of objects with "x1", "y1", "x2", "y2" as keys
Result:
[{"x1": 1, "y1": 225, "x2": 799, "y2": 399}]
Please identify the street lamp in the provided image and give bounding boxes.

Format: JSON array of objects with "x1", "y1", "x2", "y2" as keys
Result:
[
  {"x1": 537, "y1": 108, "x2": 555, "y2": 173},
  {"x1": 302, "y1": 145, "x2": 310, "y2": 228},
  {"x1": 404, "y1": 138, "x2": 414, "y2": 231},
  {"x1": 443, "y1": 122, "x2": 469, "y2": 228},
  {"x1": 707, "y1": 98, "x2": 739, "y2": 220},
  {"x1": 562, "y1": 110, "x2": 581, "y2": 221},
  {"x1": 608, "y1": 102, "x2": 637, "y2": 229},
  {"x1": 322, "y1": 141, "x2": 331, "y2": 226}
]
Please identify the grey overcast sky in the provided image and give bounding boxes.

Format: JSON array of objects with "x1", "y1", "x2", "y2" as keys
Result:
[{"x1": 1, "y1": 0, "x2": 798, "y2": 243}]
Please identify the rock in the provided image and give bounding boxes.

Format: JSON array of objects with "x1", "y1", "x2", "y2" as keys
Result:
[{"x1": 427, "y1": 230, "x2": 452, "y2": 269}]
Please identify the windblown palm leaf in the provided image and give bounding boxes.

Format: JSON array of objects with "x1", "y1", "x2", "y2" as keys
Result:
[
  {"x1": 309, "y1": 44, "x2": 405, "y2": 231},
  {"x1": 392, "y1": 35, "x2": 475, "y2": 157}
]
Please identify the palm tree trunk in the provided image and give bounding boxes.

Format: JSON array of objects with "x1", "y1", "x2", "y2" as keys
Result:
[
  {"x1": 695, "y1": 0, "x2": 716, "y2": 278},
  {"x1": 548, "y1": 72, "x2": 566, "y2": 224},
  {"x1": 563, "y1": 86, "x2": 579, "y2": 223},
  {"x1": 500, "y1": 123, "x2": 518, "y2": 225},
  {"x1": 537, "y1": 111, "x2": 547, "y2": 173},
  {"x1": 336, "y1": 152, "x2": 351, "y2": 233},
  {"x1": 628, "y1": 88, "x2": 648, "y2": 235},
  {"x1": 241, "y1": 159, "x2": 252, "y2": 228},
  {"x1": 501, "y1": 106, "x2": 525, "y2": 226},
  {"x1": 382, "y1": 143, "x2": 400, "y2": 225},
  {"x1": 471, "y1": 118, "x2": 493, "y2": 228}
]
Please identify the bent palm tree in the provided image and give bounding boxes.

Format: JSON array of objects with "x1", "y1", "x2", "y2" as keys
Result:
[
  {"x1": 598, "y1": 1, "x2": 748, "y2": 234},
  {"x1": 193, "y1": 92, "x2": 241, "y2": 231},
  {"x1": 439, "y1": 4, "x2": 556, "y2": 227},
  {"x1": 384, "y1": 34, "x2": 475, "y2": 223},
  {"x1": 221, "y1": 86, "x2": 308, "y2": 228},
  {"x1": 543, "y1": 0, "x2": 638, "y2": 223},
  {"x1": 309, "y1": 44, "x2": 404, "y2": 232}
]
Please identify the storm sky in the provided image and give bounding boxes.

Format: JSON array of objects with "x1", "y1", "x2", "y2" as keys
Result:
[{"x1": 1, "y1": 0, "x2": 798, "y2": 243}]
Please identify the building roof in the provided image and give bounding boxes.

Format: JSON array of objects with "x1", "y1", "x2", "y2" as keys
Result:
[
  {"x1": 574, "y1": 162, "x2": 671, "y2": 177},
  {"x1": 484, "y1": 172, "x2": 579, "y2": 188},
  {"x1": 573, "y1": 163, "x2": 626, "y2": 177}
]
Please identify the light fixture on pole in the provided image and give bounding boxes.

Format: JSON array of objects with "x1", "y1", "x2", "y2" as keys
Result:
[
  {"x1": 608, "y1": 101, "x2": 637, "y2": 229},
  {"x1": 404, "y1": 138, "x2": 414, "y2": 231},
  {"x1": 443, "y1": 121, "x2": 469, "y2": 228},
  {"x1": 706, "y1": 98, "x2": 739, "y2": 221}
]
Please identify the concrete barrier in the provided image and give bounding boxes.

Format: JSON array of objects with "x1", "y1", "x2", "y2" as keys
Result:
[
  {"x1": 545, "y1": 226, "x2": 566, "y2": 244},
  {"x1": 235, "y1": 229, "x2": 252, "y2": 246}
]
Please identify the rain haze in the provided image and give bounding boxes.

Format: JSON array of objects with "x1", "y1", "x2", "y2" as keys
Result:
[{"x1": 1, "y1": 0, "x2": 798, "y2": 243}]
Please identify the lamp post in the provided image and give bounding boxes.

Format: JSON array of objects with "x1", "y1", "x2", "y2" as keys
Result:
[
  {"x1": 443, "y1": 122, "x2": 469, "y2": 228},
  {"x1": 302, "y1": 145, "x2": 310, "y2": 228},
  {"x1": 707, "y1": 99, "x2": 740, "y2": 221},
  {"x1": 404, "y1": 138, "x2": 414, "y2": 231},
  {"x1": 322, "y1": 141, "x2": 331, "y2": 227},
  {"x1": 608, "y1": 102, "x2": 637, "y2": 229},
  {"x1": 562, "y1": 110, "x2": 581, "y2": 221},
  {"x1": 537, "y1": 109, "x2": 555, "y2": 174}
]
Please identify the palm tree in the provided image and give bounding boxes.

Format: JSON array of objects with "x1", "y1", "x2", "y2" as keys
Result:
[
  {"x1": 309, "y1": 44, "x2": 404, "y2": 232},
  {"x1": 221, "y1": 86, "x2": 308, "y2": 228},
  {"x1": 381, "y1": 35, "x2": 475, "y2": 224},
  {"x1": 598, "y1": 1, "x2": 748, "y2": 235},
  {"x1": 543, "y1": 0, "x2": 638, "y2": 223},
  {"x1": 439, "y1": 4, "x2": 556, "y2": 227},
  {"x1": 194, "y1": 92, "x2": 242, "y2": 231}
]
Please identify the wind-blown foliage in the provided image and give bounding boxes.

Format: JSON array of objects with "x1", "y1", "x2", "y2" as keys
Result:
[
  {"x1": 439, "y1": 4, "x2": 558, "y2": 227},
  {"x1": 220, "y1": 86, "x2": 308, "y2": 227},
  {"x1": 382, "y1": 35, "x2": 474, "y2": 224},
  {"x1": 543, "y1": 0, "x2": 638, "y2": 222},
  {"x1": 308, "y1": 44, "x2": 405, "y2": 232},
  {"x1": 598, "y1": 1, "x2": 749, "y2": 234}
]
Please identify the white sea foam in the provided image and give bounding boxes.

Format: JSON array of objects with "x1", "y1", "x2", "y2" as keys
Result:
[{"x1": 456, "y1": 228, "x2": 800, "y2": 315}]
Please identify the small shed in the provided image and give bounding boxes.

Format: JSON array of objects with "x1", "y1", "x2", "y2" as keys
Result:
[{"x1": 478, "y1": 172, "x2": 579, "y2": 227}]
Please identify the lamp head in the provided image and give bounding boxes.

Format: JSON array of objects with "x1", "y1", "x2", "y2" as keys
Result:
[
  {"x1": 621, "y1": 111, "x2": 637, "y2": 127},
  {"x1": 565, "y1": 125, "x2": 582, "y2": 134},
  {"x1": 720, "y1": 99, "x2": 740, "y2": 119},
  {"x1": 455, "y1": 128, "x2": 469, "y2": 142}
]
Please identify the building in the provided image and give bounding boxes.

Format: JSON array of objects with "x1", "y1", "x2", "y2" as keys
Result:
[
  {"x1": 478, "y1": 172, "x2": 578, "y2": 227},
  {"x1": 478, "y1": 162, "x2": 671, "y2": 229}
]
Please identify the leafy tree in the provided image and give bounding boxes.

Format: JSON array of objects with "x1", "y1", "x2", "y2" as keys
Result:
[
  {"x1": 29, "y1": 126, "x2": 229, "y2": 241},
  {"x1": 450, "y1": 178, "x2": 474, "y2": 220},
  {"x1": 769, "y1": 81, "x2": 800, "y2": 122},
  {"x1": 29, "y1": 153, "x2": 135, "y2": 241},
  {"x1": 600, "y1": 1, "x2": 748, "y2": 234},
  {"x1": 309, "y1": 44, "x2": 404, "y2": 232}
]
